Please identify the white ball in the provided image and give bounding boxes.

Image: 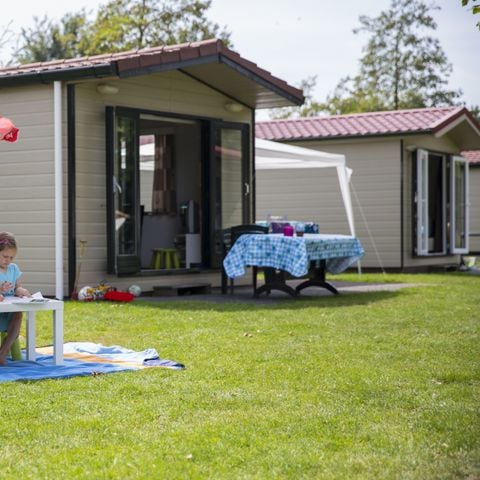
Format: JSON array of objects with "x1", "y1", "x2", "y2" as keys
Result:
[
  {"x1": 128, "y1": 285, "x2": 142, "y2": 297},
  {"x1": 78, "y1": 286, "x2": 94, "y2": 301}
]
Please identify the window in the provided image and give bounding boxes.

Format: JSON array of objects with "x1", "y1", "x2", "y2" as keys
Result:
[
  {"x1": 450, "y1": 156, "x2": 469, "y2": 253},
  {"x1": 414, "y1": 149, "x2": 469, "y2": 256}
]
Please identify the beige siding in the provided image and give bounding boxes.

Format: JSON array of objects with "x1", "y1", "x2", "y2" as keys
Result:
[
  {"x1": 257, "y1": 138, "x2": 402, "y2": 269},
  {"x1": 0, "y1": 84, "x2": 63, "y2": 295},
  {"x1": 469, "y1": 166, "x2": 480, "y2": 253}
]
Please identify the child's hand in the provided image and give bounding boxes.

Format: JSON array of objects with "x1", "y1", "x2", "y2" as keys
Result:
[
  {"x1": 15, "y1": 287, "x2": 30, "y2": 298},
  {"x1": 0, "y1": 294, "x2": 4, "y2": 302},
  {"x1": 0, "y1": 281, "x2": 13, "y2": 293}
]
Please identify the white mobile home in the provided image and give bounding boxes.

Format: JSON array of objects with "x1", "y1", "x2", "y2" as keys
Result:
[
  {"x1": 0, "y1": 39, "x2": 304, "y2": 297},
  {"x1": 256, "y1": 108, "x2": 480, "y2": 271}
]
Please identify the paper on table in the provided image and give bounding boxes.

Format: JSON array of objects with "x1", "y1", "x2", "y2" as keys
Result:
[{"x1": 2, "y1": 292, "x2": 49, "y2": 304}]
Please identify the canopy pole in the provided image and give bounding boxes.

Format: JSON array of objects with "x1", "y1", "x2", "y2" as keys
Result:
[{"x1": 54, "y1": 81, "x2": 64, "y2": 299}]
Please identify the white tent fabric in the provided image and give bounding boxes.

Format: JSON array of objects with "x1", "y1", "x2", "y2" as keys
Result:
[{"x1": 255, "y1": 138, "x2": 356, "y2": 237}]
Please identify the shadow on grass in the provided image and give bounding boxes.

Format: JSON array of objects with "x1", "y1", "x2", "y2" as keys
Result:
[{"x1": 120, "y1": 288, "x2": 407, "y2": 313}]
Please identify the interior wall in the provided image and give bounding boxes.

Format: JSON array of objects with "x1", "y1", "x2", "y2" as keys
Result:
[{"x1": 139, "y1": 122, "x2": 202, "y2": 268}]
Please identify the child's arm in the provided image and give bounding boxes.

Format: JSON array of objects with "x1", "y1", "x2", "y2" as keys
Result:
[{"x1": 15, "y1": 281, "x2": 30, "y2": 298}]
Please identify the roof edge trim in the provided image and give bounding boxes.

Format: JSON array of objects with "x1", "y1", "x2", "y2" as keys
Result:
[{"x1": 219, "y1": 55, "x2": 304, "y2": 106}]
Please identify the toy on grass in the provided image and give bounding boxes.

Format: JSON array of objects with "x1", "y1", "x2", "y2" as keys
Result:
[
  {"x1": 103, "y1": 290, "x2": 135, "y2": 302},
  {"x1": 128, "y1": 285, "x2": 142, "y2": 297},
  {"x1": 77, "y1": 286, "x2": 94, "y2": 302},
  {"x1": 76, "y1": 283, "x2": 114, "y2": 301}
]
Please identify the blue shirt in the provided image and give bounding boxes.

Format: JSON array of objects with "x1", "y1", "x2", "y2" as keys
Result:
[{"x1": 0, "y1": 263, "x2": 22, "y2": 296}]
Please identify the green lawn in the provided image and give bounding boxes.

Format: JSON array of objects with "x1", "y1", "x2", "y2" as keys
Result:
[{"x1": 0, "y1": 273, "x2": 478, "y2": 479}]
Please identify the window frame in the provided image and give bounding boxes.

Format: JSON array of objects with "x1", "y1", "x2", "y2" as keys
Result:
[
  {"x1": 413, "y1": 149, "x2": 469, "y2": 257},
  {"x1": 450, "y1": 155, "x2": 470, "y2": 254}
]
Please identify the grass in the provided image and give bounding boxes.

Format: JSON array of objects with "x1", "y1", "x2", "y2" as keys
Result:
[{"x1": 0, "y1": 273, "x2": 479, "y2": 479}]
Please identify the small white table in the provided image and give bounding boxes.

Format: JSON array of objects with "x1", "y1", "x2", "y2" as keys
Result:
[{"x1": 0, "y1": 299, "x2": 64, "y2": 365}]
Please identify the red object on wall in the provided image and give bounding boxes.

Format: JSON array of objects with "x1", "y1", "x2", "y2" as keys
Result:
[{"x1": 0, "y1": 116, "x2": 19, "y2": 142}]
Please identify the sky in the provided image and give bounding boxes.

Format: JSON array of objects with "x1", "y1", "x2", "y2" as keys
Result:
[{"x1": 1, "y1": 0, "x2": 479, "y2": 114}]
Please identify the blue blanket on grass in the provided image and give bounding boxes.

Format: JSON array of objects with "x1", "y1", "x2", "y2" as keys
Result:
[{"x1": 0, "y1": 342, "x2": 185, "y2": 382}]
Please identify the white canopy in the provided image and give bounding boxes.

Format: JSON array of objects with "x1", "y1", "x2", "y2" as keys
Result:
[{"x1": 255, "y1": 138, "x2": 356, "y2": 237}]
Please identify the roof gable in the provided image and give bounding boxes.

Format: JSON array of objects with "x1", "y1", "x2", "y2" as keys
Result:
[
  {"x1": 256, "y1": 107, "x2": 480, "y2": 150},
  {"x1": 0, "y1": 39, "x2": 304, "y2": 109}
]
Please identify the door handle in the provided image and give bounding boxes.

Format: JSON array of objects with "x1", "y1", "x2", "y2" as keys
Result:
[{"x1": 244, "y1": 182, "x2": 250, "y2": 196}]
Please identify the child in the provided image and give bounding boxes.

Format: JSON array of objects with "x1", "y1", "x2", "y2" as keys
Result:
[{"x1": 0, "y1": 232, "x2": 30, "y2": 365}]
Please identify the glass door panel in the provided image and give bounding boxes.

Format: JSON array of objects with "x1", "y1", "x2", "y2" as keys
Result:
[
  {"x1": 451, "y1": 156, "x2": 469, "y2": 253},
  {"x1": 210, "y1": 123, "x2": 250, "y2": 267},
  {"x1": 107, "y1": 108, "x2": 141, "y2": 274},
  {"x1": 116, "y1": 115, "x2": 138, "y2": 255},
  {"x1": 218, "y1": 128, "x2": 244, "y2": 228}
]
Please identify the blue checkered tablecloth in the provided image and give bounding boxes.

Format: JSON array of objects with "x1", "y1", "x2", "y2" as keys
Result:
[{"x1": 223, "y1": 233, "x2": 364, "y2": 278}]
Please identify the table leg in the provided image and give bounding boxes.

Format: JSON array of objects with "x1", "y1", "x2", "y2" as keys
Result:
[
  {"x1": 26, "y1": 311, "x2": 36, "y2": 361},
  {"x1": 53, "y1": 309, "x2": 64, "y2": 365},
  {"x1": 295, "y1": 260, "x2": 339, "y2": 295},
  {"x1": 254, "y1": 268, "x2": 299, "y2": 298}
]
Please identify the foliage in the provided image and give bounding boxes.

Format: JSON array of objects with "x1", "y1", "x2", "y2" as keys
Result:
[
  {"x1": 268, "y1": 76, "x2": 325, "y2": 119},
  {"x1": 271, "y1": 0, "x2": 464, "y2": 119},
  {"x1": 82, "y1": 0, "x2": 231, "y2": 56},
  {"x1": 324, "y1": 0, "x2": 462, "y2": 114},
  {"x1": 462, "y1": 0, "x2": 480, "y2": 29},
  {"x1": 15, "y1": 12, "x2": 90, "y2": 64},
  {"x1": 468, "y1": 105, "x2": 480, "y2": 123},
  {"x1": 0, "y1": 21, "x2": 16, "y2": 67},
  {"x1": 0, "y1": 273, "x2": 478, "y2": 478},
  {"x1": 12, "y1": 0, "x2": 231, "y2": 64}
]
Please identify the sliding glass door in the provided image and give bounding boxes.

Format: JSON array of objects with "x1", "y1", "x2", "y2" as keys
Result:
[
  {"x1": 107, "y1": 109, "x2": 252, "y2": 273},
  {"x1": 106, "y1": 108, "x2": 141, "y2": 274},
  {"x1": 209, "y1": 122, "x2": 251, "y2": 267}
]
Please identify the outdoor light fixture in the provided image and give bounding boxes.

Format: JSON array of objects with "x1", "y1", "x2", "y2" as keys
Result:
[
  {"x1": 97, "y1": 83, "x2": 120, "y2": 95},
  {"x1": 224, "y1": 101, "x2": 245, "y2": 113}
]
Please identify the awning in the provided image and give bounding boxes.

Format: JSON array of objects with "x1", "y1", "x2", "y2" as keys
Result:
[{"x1": 255, "y1": 138, "x2": 356, "y2": 237}]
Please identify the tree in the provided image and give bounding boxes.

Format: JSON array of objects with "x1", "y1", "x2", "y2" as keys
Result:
[
  {"x1": 15, "y1": 12, "x2": 89, "y2": 64},
  {"x1": 316, "y1": 0, "x2": 462, "y2": 115},
  {"x1": 83, "y1": 0, "x2": 231, "y2": 55},
  {"x1": 461, "y1": 0, "x2": 480, "y2": 29},
  {"x1": 268, "y1": 76, "x2": 324, "y2": 119},
  {"x1": 0, "y1": 21, "x2": 18, "y2": 67},
  {"x1": 13, "y1": 0, "x2": 231, "y2": 64}
]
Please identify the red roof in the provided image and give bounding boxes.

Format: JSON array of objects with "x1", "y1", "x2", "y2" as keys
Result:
[
  {"x1": 0, "y1": 39, "x2": 304, "y2": 109},
  {"x1": 256, "y1": 107, "x2": 478, "y2": 140},
  {"x1": 462, "y1": 150, "x2": 480, "y2": 165}
]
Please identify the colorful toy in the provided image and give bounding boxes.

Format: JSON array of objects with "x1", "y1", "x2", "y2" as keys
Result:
[{"x1": 128, "y1": 285, "x2": 142, "y2": 297}]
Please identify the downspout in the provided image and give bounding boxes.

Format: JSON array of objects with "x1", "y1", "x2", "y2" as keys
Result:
[
  {"x1": 67, "y1": 84, "x2": 76, "y2": 297},
  {"x1": 54, "y1": 81, "x2": 64, "y2": 299},
  {"x1": 400, "y1": 139, "x2": 404, "y2": 271},
  {"x1": 251, "y1": 108, "x2": 256, "y2": 223}
]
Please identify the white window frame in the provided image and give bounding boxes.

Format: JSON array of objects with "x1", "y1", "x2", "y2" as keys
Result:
[
  {"x1": 450, "y1": 155, "x2": 469, "y2": 254},
  {"x1": 416, "y1": 149, "x2": 429, "y2": 255},
  {"x1": 415, "y1": 149, "x2": 447, "y2": 256}
]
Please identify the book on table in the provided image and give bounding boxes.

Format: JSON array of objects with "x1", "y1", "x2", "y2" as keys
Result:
[{"x1": 2, "y1": 292, "x2": 49, "y2": 304}]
